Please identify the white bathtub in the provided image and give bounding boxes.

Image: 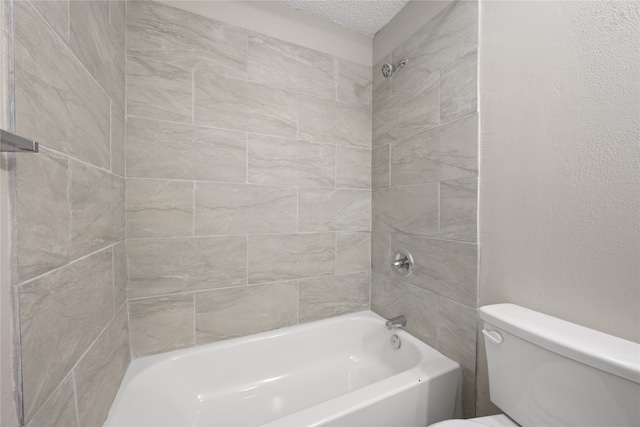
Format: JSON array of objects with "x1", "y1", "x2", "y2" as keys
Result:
[{"x1": 105, "y1": 311, "x2": 460, "y2": 427}]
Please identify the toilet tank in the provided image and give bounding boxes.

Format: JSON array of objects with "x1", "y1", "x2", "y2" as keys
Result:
[{"x1": 480, "y1": 304, "x2": 640, "y2": 427}]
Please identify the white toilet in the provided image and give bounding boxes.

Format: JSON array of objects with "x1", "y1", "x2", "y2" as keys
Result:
[{"x1": 431, "y1": 303, "x2": 640, "y2": 427}]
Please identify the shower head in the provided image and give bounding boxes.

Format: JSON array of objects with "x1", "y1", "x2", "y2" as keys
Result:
[{"x1": 381, "y1": 59, "x2": 407, "y2": 78}]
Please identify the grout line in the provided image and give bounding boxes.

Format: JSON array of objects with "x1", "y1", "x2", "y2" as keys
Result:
[
  {"x1": 192, "y1": 181, "x2": 196, "y2": 237},
  {"x1": 72, "y1": 371, "x2": 81, "y2": 427},
  {"x1": 193, "y1": 292, "x2": 196, "y2": 347},
  {"x1": 191, "y1": 68, "x2": 195, "y2": 125}
]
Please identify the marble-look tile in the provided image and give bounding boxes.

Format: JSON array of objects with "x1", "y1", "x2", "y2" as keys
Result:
[
  {"x1": 70, "y1": 0, "x2": 125, "y2": 111},
  {"x1": 336, "y1": 146, "x2": 371, "y2": 189},
  {"x1": 372, "y1": 144, "x2": 390, "y2": 189},
  {"x1": 441, "y1": 50, "x2": 478, "y2": 123},
  {"x1": 16, "y1": 150, "x2": 69, "y2": 282},
  {"x1": 298, "y1": 95, "x2": 372, "y2": 148},
  {"x1": 70, "y1": 161, "x2": 125, "y2": 259},
  {"x1": 127, "y1": 237, "x2": 247, "y2": 298},
  {"x1": 129, "y1": 293, "x2": 194, "y2": 356},
  {"x1": 75, "y1": 306, "x2": 130, "y2": 427},
  {"x1": 336, "y1": 232, "x2": 371, "y2": 274},
  {"x1": 196, "y1": 283, "x2": 297, "y2": 344},
  {"x1": 30, "y1": 1, "x2": 69, "y2": 42},
  {"x1": 373, "y1": 56, "x2": 391, "y2": 107},
  {"x1": 248, "y1": 134, "x2": 335, "y2": 187},
  {"x1": 371, "y1": 273, "x2": 439, "y2": 346},
  {"x1": 299, "y1": 272, "x2": 370, "y2": 323},
  {"x1": 337, "y1": 59, "x2": 372, "y2": 106},
  {"x1": 440, "y1": 177, "x2": 478, "y2": 242},
  {"x1": 15, "y1": 2, "x2": 110, "y2": 169},
  {"x1": 248, "y1": 233, "x2": 335, "y2": 283},
  {"x1": 248, "y1": 32, "x2": 335, "y2": 99},
  {"x1": 461, "y1": 367, "x2": 477, "y2": 419},
  {"x1": 298, "y1": 188, "x2": 371, "y2": 232},
  {"x1": 391, "y1": 113, "x2": 478, "y2": 186},
  {"x1": 126, "y1": 56, "x2": 192, "y2": 123},
  {"x1": 26, "y1": 375, "x2": 77, "y2": 427},
  {"x1": 111, "y1": 104, "x2": 125, "y2": 176},
  {"x1": 127, "y1": 0, "x2": 247, "y2": 77},
  {"x1": 126, "y1": 117, "x2": 246, "y2": 182},
  {"x1": 195, "y1": 183, "x2": 296, "y2": 235},
  {"x1": 391, "y1": 0, "x2": 478, "y2": 95},
  {"x1": 437, "y1": 297, "x2": 477, "y2": 372},
  {"x1": 126, "y1": 179, "x2": 194, "y2": 238},
  {"x1": 390, "y1": 233, "x2": 477, "y2": 307},
  {"x1": 373, "y1": 71, "x2": 440, "y2": 147},
  {"x1": 113, "y1": 242, "x2": 126, "y2": 310},
  {"x1": 371, "y1": 232, "x2": 391, "y2": 277},
  {"x1": 195, "y1": 72, "x2": 297, "y2": 137},
  {"x1": 372, "y1": 184, "x2": 439, "y2": 236},
  {"x1": 110, "y1": 0, "x2": 126, "y2": 48},
  {"x1": 19, "y1": 249, "x2": 113, "y2": 421}
]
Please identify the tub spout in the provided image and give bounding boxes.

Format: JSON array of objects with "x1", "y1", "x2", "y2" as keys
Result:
[{"x1": 385, "y1": 315, "x2": 407, "y2": 330}]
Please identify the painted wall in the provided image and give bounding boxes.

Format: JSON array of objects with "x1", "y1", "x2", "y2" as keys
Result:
[
  {"x1": 478, "y1": 0, "x2": 640, "y2": 415},
  {"x1": 7, "y1": 1, "x2": 131, "y2": 425},
  {"x1": 370, "y1": 1, "x2": 479, "y2": 417},
  {"x1": 125, "y1": 0, "x2": 372, "y2": 357}
]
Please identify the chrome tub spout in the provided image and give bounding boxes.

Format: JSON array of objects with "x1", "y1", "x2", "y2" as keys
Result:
[{"x1": 385, "y1": 315, "x2": 407, "y2": 330}]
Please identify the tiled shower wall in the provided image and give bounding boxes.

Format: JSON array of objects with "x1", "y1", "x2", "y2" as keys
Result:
[
  {"x1": 10, "y1": 1, "x2": 129, "y2": 426},
  {"x1": 125, "y1": 1, "x2": 373, "y2": 357},
  {"x1": 370, "y1": 0, "x2": 479, "y2": 418}
]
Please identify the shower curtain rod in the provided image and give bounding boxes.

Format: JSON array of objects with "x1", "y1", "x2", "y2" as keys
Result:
[{"x1": 0, "y1": 129, "x2": 39, "y2": 153}]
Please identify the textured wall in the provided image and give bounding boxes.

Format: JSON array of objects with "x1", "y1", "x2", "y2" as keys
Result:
[
  {"x1": 10, "y1": 1, "x2": 130, "y2": 425},
  {"x1": 125, "y1": 1, "x2": 372, "y2": 357},
  {"x1": 478, "y1": 0, "x2": 640, "y2": 415},
  {"x1": 370, "y1": 0, "x2": 479, "y2": 418}
]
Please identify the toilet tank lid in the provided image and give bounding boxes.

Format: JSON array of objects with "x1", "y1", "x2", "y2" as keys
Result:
[{"x1": 479, "y1": 304, "x2": 640, "y2": 384}]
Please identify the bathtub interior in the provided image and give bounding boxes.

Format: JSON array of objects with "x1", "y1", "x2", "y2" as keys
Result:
[{"x1": 106, "y1": 311, "x2": 460, "y2": 427}]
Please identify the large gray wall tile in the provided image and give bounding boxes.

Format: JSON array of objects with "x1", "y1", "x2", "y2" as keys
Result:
[
  {"x1": 126, "y1": 179, "x2": 194, "y2": 238},
  {"x1": 75, "y1": 306, "x2": 130, "y2": 427},
  {"x1": 113, "y1": 242, "x2": 127, "y2": 310},
  {"x1": 336, "y1": 232, "x2": 371, "y2": 274},
  {"x1": 440, "y1": 50, "x2": 477, "y2": 123},
  {"x1": 299, "y1": 272, "x2": 370, "y2": 323},
  {"x1": 248, "y1": 234, "x2": 335, "y2": 283},
  {"x1": 336, "y1": 146, "x2": 371, "y2": 189},
  {"x1": 26, "y1": 375, "x2": 77, "y2": 427},
  {"x1": 110, "y1": 0, "x2": 126, "y2": 47},
  {"x1": 111, "y1": 104, "x2": 126, "y2": 176},
  {"x1": 440, "y1": 177, "x2": 478, "y2": 242},
  {"x1": 298, "y1": 188, "x2": 371, "y2": 232},
  {"x1": 373, "y1": 56, "x2": 391, "y2": 107},
  {"x1": 391, "y1": 0, "x2": 478, "y2": 95},
  {"x1": 248, "y1": 32, "x2": 335, "y2": 98},
  {"x1": 391, "y1": 113, "x2": 478, "y2": 186},
  {"x1": 127, "y1": 0, "x2": 247, "y2": 77},
  {"x1": 373, "y1": 71, "x2": 440, "y2": 147},
  {"x1": 29, "y1": 1, "x2": 69, "y2": 43},
  {"x1": 298, "y1": 95, "x2": 372, "y2": 148},
  {"x1": 70, "y1": 161, "x2": 125, "y2": 259},
  {"x1": 373, "y1": 184, "x2": 439, "y2": 235},
  {"x1": 126, "y1": 56, "x2": 192, "y2": 123},
  {"x1": 127, "y1": 237, "x2": 247, "y2": 298},
  {"x1": 337, "y1": 59, "x2": 372, "y2": 106},
  {"x1": 248, "y1": 134, "x2": 335, "y2": 187},
  {"x1": 16, "y1": 150, "x2": 70, "y2": 282},
  {"x1": 195, "y1": 72, "x2": 297, "y2": 137},
  {"x1": 390, "y1": 233, "x2": 477, "y2": 307},
  {"x1": 372, "y1": 145, "x2": 390, "y2": 189},
  {"x1": 195, "y1": 183, "x2": 297, "y2": 235},
  {"x1": 129, "y1": 294, "x2": 195, "y2": 356},
  {"x1": 15, "y1": 2, "x2": 110, "y2": 168},
  {"x1": 371, "y1": 232, "x2": 391, "y2": 277},
  {"x1": 126, "y1": 117, "x2": 247, "y2": 182},
  {"x1": 371, "y1": 274, "x2": 439, "y2": 346},
  {"x1": 70, "y1": 0, "x2": 125, "y2": 111},
  {"x1": 19, "y1": 249, "x2": 114, "y2": 422},
  {"x1": 196, "y1": 283, "x2": 297, "y2": 344}
]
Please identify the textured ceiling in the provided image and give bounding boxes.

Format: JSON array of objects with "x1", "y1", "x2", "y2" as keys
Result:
[{"x1": 281, "y1": 1, "x2": 409, "y2": 36}]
